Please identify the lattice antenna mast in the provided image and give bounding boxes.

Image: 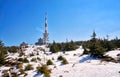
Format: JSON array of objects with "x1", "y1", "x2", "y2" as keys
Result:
[{"x1": 43, "y1": 13, "x2": 49, "y2": 45}]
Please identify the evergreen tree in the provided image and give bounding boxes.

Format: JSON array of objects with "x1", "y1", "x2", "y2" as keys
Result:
[
  {"x1": 89, "y1": 31, "x2": 106, "y2": 58},
  {"x1": 0, "y1": 50, "x2": 6, "y2": 65},
  {"x1": 0, "y1": 40, "x2": 4, "y2": 47},
  {"x1": 0, "y1": 40, "x2": 6, "y2": 65},
  {"x1": 7, "y1": 46, "x2": 19, "y2": 53},
  {"x1": 91, "y1": 31, "x2": 96, "y2": 40},
  {"x1": 101, "y1": 38, "x2": 114, "y2": 51},
  {"x1": 112, "y1": 37, "x2": 120, "y2": 48},
  {"x1": 63, "y1": 40, "x2": 78, "y2": 51},
  {"x1": 83, "y1": 45, "x2": 90, "y2": 54},
  {"x1": 50, "y1": 41, "x2": 59, "y2": 53}
]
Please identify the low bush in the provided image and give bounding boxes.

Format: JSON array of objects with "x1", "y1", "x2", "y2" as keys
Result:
[
  {"x1": 37, "y1": 64, "x2": 51, "y2": 77},
  {"x1": 25, "y1": 64, "x2": 34, "y2": 71},
  {"x1": 31, "y1": 58, "x2": 37, "y2": 62},
  {"x1": 37, "y1": 52, "x2": 39, "y2": 55},
  {"x1": 101, "y1": 56, "x2": 117, "y2": 62},
  {"x1": 11, "y1": 72, "x2": 19, "y2": 77},
  {"x1": 57, "y1": 56, "x2": 65, "y2": 61},
  {"x1": 16, "y1": 63, "x2": 23, "y2": 69},
  {"x1": 30, "y1": 53, "x2": 34, "y2": 56},
  {"x1": 19, "y1": 69, "x2": 24, "y2": 74},
  {"x1": 17, "y1": 58, "x2": 29, "y2": 63},
  {"x1": 117, "y1": 57, "x2": 120, "y2": 62},
  {"x1": 23, "y1": 58, "x2": 29, "y2": 63},
  {"x1": 47, "y1": 59, "x2": 53, "y2": 65},
  {"x1": 19, "y1": 52, "x2": 24, "y2": 57},
  {"x1": 37, "y1": 57, "x2": 41, "y2": 61},
  {"x1": 62, "y1": 58, "x2": 68, "y2": 65},
  {"x1": 57, "y1": 56, "x2": 68, "y2": 65},
  {"x1": 17, "y1": 58, "x2": 24, "y2": 62}
]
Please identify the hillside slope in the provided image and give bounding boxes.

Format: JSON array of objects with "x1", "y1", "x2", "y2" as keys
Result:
[{"x1": 0, "y1": 45, "x2": 120, "y2": 77}]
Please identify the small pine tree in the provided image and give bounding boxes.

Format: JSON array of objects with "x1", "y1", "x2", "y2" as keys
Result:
[
  {"x1": 0, "y1": 40, "x2": 4, "y2": 47},
  {"x1": 0, "y1": 40, "x2": 6, "y2": 65},
  {"x1": 91, "y1": 31, "x2": 96, "y2": 40},
  {"x1": 89, "y1": 31, "x2": 106, "y2": 58},
  {"x1": 0, "y1": 50, "x2": 6, "y2": 65},
  {"x1": 90, "y1": 46, "x2": 105, "y2": 58}
]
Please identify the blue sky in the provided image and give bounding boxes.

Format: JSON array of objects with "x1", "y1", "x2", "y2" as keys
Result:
[{"x1": 0, "y1": 0, "x2": 120, "y2": 46}]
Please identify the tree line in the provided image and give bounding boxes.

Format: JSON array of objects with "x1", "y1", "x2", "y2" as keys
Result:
[
  {"x1": 50, "y1": 40, "x2": 78, "y2": 53},
  {"x1": 76, "y1": 31, "x2": 120, "y2": 58},
  {"x1": 50, "y1": 31, "x2": 120, "y2": 59}
]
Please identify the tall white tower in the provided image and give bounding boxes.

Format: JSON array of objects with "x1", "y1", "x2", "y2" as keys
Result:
[{"x1": 43, "y1": 13, "x2": 49, "y2": 45}]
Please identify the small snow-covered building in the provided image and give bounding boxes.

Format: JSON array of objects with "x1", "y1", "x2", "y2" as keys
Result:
[{"x1": 20, "y1": 42, "x2": 28, "y2": 51}]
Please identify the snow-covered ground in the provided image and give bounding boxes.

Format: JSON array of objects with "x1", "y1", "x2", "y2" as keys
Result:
[
  {"x1": 0, "y1": 45, "x2": 120, "y2": 77},
  {"x1": 105, "y1": 50, "x2": 120, "y2": 59},
  {"x1": 51, "y1": 62, "x2": 120, "y2": 77}
]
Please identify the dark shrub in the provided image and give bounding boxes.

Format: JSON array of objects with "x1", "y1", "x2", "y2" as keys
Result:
[
  {"x1": 19, "y1": 52, "x2": 25, "y2": 57},
  {"x1": 30, "y1": 53, "x2": 34, "y2": 56},
  {"x1": 17, "y1": 58, "x2": 29, "y2": 63},
  {"x1": 17, "y1": 58, "x2": 24, "y2": 62},
  {"x1": 25, "y1": 64, "x2": 34, "y2": 71},
  {"x1": 19, "y1": 69, "x2": 24, "y2": 74},
  {"x1": 37, "y1": 57, "x2": 41, "y2": 61},
  {"x1": 57, "y1": 56, "x2": 65, "y2": 61},
  {"x1": 24, "y1": 58, "x2": 29, "y2": 63},
  {"x1": 101, "y1": 55, "x2": 117, "y2": 62},
  {"x1": 31, "y1": 58, "x2": 37, "y2": 62},
  {"x1": 47, "y1": 59, "x2": 53, "y2": 65},
  {"x1": 62, "y1": 58, "x2": 68, "y2": 65},
  {"x1": 37, "y1": 65, "x2": 51, "y2": 77}
]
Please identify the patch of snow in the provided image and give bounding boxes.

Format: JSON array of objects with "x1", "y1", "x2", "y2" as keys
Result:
[{"x1": 105, "y1": 50, "x2": 120, "y2": 58}]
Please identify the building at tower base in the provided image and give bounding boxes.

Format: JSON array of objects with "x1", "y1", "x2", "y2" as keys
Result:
[{"x1": 35, "y1": 38, "x2": 43, "y2": 45}]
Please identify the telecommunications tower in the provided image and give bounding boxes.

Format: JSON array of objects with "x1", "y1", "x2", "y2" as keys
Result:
[{"x1": 43, "y1": 13, "x2": 49, "y2": 45}]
